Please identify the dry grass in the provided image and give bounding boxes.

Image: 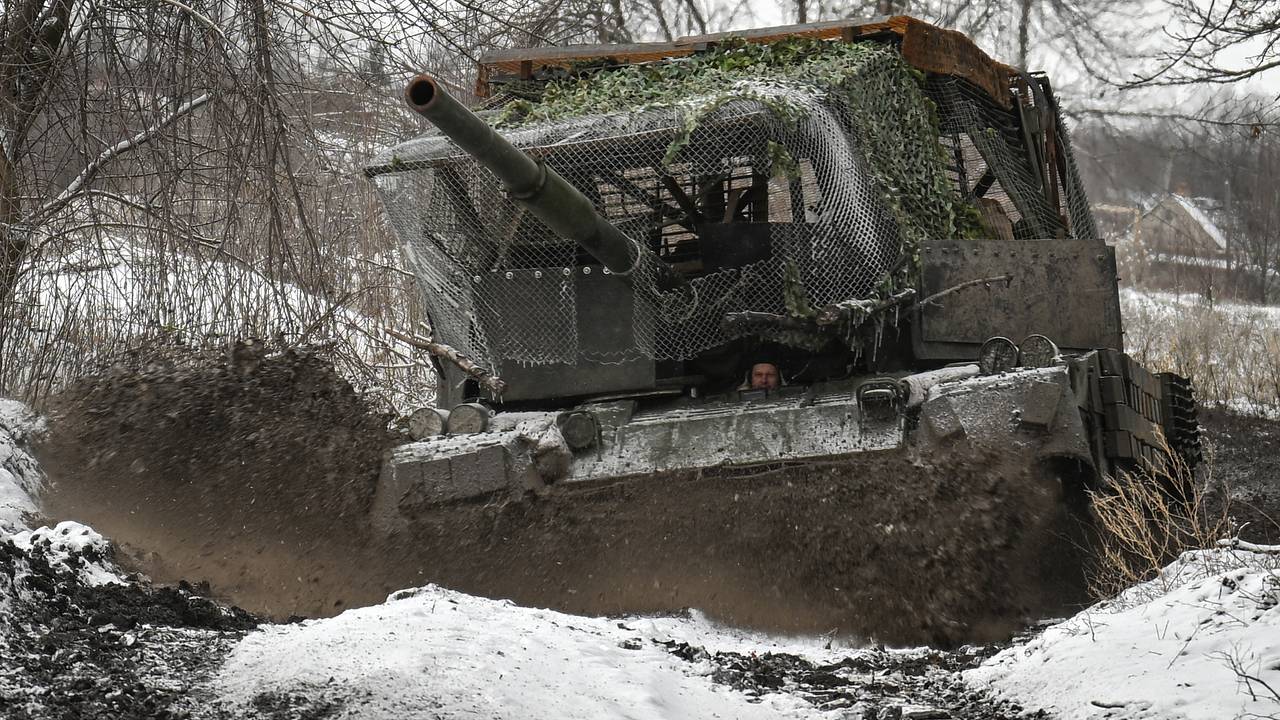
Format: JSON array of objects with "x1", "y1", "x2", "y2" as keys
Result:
[
  {"x1": 1122, "y1": 287, "x2": 1280, "y2": 417},
  {"x1": 1087, "y1": 435, "x2": 1236, "y2": 600}
]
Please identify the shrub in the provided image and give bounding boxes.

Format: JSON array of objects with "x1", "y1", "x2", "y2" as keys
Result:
[
  {"x1": 1087, "y1": 435, "x2": 1235, "y2": 600},
  {"x1": 1122, "y1": 288, "x2": 1280, "y2": 417}
]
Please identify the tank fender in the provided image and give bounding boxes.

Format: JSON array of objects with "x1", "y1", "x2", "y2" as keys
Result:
[{"x1": 911, "y1": 366, "x2": 1094, "y2": 469}]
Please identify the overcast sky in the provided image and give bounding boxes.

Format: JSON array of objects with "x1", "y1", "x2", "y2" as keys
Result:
[{"x1": 722, "y1": 2, "x2": 1279, "y2": 105}]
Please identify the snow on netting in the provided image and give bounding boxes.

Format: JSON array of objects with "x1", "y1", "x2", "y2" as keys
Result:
[{"x1": 368, "y1": 40, "x2": 1090, "y2": 368}]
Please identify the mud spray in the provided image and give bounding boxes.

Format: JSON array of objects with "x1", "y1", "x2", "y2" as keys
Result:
[{"x1": 37, "y1": 349, "x2": 1094, "y2": 646}]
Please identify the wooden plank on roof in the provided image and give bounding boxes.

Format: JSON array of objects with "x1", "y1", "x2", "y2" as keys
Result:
[
  {"x1": 675, "y1": 16, "x2": 892, "y2": 45},
  {"x1": 481, "y1": 41, "x2": 693, "y2": 67},
  {"x1": 475, "y1": 45, "x2": 697, "y2": 95},
  {"x1": 897, "y1": 18, "x2": 1013, "y2": 108},
  {"x1": 476, "y1": 17, "x2": 891, "y2": 84}
]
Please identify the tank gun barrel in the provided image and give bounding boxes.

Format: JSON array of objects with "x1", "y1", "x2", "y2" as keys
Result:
[{"x1": 404, "y1": 76, "x2": 685, "y2": 291}]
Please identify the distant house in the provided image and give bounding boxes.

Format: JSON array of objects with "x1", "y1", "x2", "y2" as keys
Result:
[
  {"x1": 1133, "y1": 194, "x2": 1230, "y2": 259},
  {"x1": 1113, "y1": 193, "x2": 1271, "y2": 301},
  {"x1": 1092, "y1": 203, "x2": 1141, "y2": 246}
]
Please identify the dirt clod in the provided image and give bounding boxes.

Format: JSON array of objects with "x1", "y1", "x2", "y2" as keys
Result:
[
  {"x1": 39, "y1": 344, "x2": 400, "y2": 619},
  {"x1": 0, "y1": 532, "x2": 254, "y2": 718}
]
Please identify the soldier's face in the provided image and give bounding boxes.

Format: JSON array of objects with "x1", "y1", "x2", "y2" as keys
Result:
[{"x1": 750, "y1": 363, "x2": 780, "y2": 390}]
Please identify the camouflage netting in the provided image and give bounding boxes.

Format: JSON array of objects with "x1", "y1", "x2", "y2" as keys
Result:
[{"x1": 367, "y1": 39, "x2": 1090, "y2": 369}]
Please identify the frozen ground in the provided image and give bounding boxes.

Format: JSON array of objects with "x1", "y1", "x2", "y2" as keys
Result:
[
  {"x1": 213, "y1": 584, "x2": 1031, "y2": 720},
  {"x1": 214, "y1": 587, "x2": 816, "y2": 719},
  {"x1": 968, "y1": 547, "x2": 1280, "y2": 720},
  {"x1": 210, "y1": 545, "x2": 1280, "y2": 720},
  {"x1": 0, "y1": 400, "x2": 43, "y2": 533}
]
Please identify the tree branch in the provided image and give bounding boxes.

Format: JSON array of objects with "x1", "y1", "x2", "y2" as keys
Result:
[
  {"x1": 35, "y1": 92, "x2": 213, "y2": 222},
  {"x1": 1217, "y1": 538, "x2": 1280, "y2": 554},
  {"x1": 385, "y1": 326, "x2": 507, "y2": 397},
  {"x1": 915, "y1": 275, "x2": 1013, "y2": 310}
]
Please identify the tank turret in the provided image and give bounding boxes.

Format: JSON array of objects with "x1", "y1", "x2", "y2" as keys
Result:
[
  {"x1": 403, "y1": 76, "x2": 685, "y2": 292},
  {"x1": 372, "y1": 25, "x2": 1128, "y2": 410}
]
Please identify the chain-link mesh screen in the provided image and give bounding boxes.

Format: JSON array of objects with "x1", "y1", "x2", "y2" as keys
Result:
[
  {"x1": 925, "y1": 75, "x2": 1096, "y2": 243},
  {"x1": 369, "y1": 41, "x2": 1090, "y2": 372},
  {"x1": 1049, "y1": 95, "x2": 1100, "y2": 241}
]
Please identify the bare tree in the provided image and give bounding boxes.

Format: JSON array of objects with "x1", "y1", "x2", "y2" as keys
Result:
[
  {"x1": 1074, "y1": 91, "x2": 1280, "y2": 303},
  {"x1": 1223, "y1": 124, "x2": 1280, "y2": 302},
  {"x1": 1129, "y1": 0, "x2": 1280, "y2": 87},
  {"x1": 0, "y1": 0, "x2": 611, "y2": 405},
  {"x1": 574, "y1": 0, "x2": 716, "y2": 42},
  {"x1": 777, "y1": 0, "x2": 1138, "y2": 79}
]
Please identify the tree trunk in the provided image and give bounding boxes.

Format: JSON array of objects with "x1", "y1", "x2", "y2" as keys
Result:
[
  {"x1": 0, "y1": 145, "x2": 23, "y2": 392},
  {"x1": 0, "y1": 149, "x2": 23, "y2": 300},
  {"x1": 1018, "y1": 0, "x2": 1033, "y2": 69},
  {"x1": 648, "y1": 0, "x2": 673, "y2": 41},
  {"x1": 684, "y1": 0, "x2": 707, "y2": 35}
]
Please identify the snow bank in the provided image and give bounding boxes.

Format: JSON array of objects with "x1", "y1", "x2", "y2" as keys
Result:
[
  {"x1": 1122, "y1": 286, "x2": 1280, "y2": 324},
  {"x1": 0, "y1": 399, "x2": 44, "y2": 532},
  {"x1": 0, "y1": 401, "x2": 125, "y2": 615},
  {"x1": 966, "y1": 548, "x2": 1280, "y2": 719},
  {"x1": 214, "y1": 585, "x2": 834, "y2": 720},
  {"x1": 16, "y1": 225, "x2": 434, "y2": 414}
]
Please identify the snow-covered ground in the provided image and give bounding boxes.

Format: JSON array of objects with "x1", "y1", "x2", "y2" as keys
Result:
[
  {"x1": 216, "y1": 588, "x2": 832, "y2": 719},
  {"x1": 968, "y1": 548, "x2": 1280, "y2": 719},
  {"x1": 1123, "y1": 287, "x2": 1280, "y2": 326},
  {"x1": 213, "y1": 546, "x2": 1280, "y2": 720},
  {"x1": 0, "y1": 400, "x2": 43, "y2": 534},
  {"x1": 13, "y1": 220, "x2": 435, "y2": 413}
]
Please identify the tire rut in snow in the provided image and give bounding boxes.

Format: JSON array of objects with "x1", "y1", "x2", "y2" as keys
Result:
[{"x1": 651, "y1": 638, "x2": 1044, "y2": 719}]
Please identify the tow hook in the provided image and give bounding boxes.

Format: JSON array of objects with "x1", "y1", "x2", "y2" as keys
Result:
[{"x1": 857, "y1": 379, "x2": 905, "y2": 425}]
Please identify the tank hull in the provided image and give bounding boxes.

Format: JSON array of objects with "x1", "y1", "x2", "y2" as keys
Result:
[
  {"x1": 374, "y1": 364, "x2": 1096, "y2": 532},
  {"x1": 371, "y1": 364, "x2": 1108, "y2": 644}
]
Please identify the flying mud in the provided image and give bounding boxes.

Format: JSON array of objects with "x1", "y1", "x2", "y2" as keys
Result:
[{"x1": 37, "y1": 349, "x2": 1094, "y2": 647}]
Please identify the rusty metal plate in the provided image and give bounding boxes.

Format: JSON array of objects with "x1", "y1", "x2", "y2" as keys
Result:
[
  {"x1": 912, "y1": 239, "x2": 1122, "y2": 361},
  {"x1": 897, "y1": 18, "x2": 1012, "y2": 109}
]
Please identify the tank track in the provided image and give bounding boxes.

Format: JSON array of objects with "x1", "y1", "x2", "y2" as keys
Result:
[{"x1": 1156, "y1": 372, "x2": 1203, "y2": 471}]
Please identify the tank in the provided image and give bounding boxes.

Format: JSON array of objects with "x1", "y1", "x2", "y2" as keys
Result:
[{"x1": 363, "y1": 16, "x2": 1202, "y2": 644}]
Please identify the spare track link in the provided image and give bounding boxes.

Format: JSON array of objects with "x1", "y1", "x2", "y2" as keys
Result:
[{"x1": 1082, "y1": 349, "x2": 1202, "y2": 483}]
